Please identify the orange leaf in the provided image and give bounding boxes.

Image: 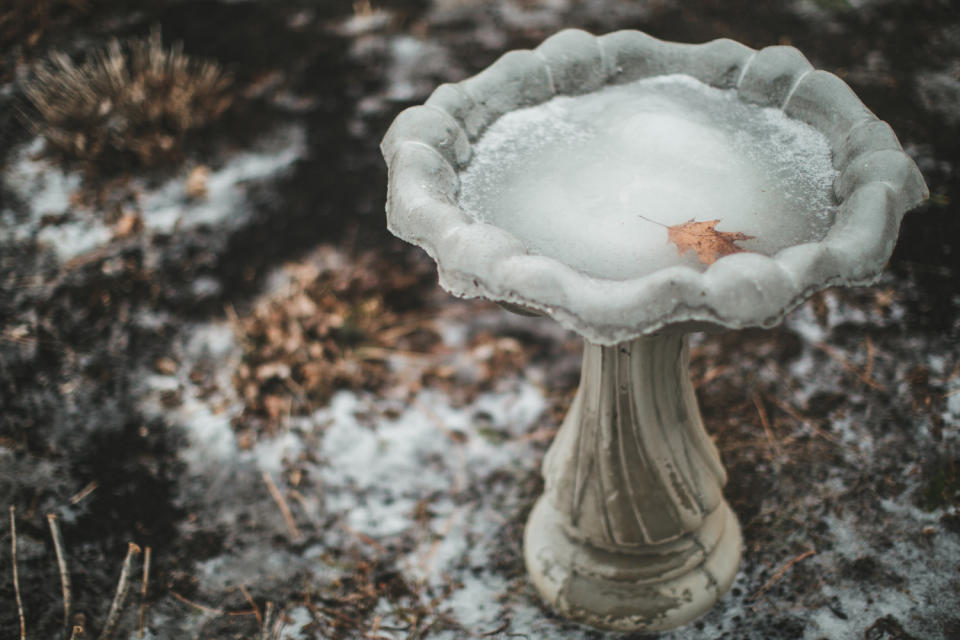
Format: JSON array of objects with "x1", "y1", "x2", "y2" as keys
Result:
[{"x1": 666, "y1": 218, "x2": 754, "y2": 265}]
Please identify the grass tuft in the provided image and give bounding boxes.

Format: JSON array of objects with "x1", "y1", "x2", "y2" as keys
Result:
[{"x1": 21, "y1": 29, "x2": 232, "y2": 172}]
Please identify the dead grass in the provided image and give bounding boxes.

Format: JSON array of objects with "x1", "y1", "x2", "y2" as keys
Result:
[
  {"x1": 21, "y1": 29, "x2": 232, "y2": 172},
  {"x1": 7, "y1": 505, "x2": 148, "y2": 639}
]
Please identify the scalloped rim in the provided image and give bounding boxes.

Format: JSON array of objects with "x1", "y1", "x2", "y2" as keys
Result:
[{"x1": 381, "y1": 29, "x2": 928, "y2": 345}]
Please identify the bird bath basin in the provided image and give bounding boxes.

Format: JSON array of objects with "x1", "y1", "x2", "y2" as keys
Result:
[{"x1": 381, "y1": 29, "x2": 927, "y2": 632}]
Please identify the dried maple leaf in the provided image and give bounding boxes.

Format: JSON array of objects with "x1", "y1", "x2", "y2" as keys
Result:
[{"x1": 666, "y1": 218, "x2": 754, "y2": 265}]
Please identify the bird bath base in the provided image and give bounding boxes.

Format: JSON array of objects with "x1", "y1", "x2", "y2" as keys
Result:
[{"x1": 524, "y1": 333, "x2": 741, "y2": 631}]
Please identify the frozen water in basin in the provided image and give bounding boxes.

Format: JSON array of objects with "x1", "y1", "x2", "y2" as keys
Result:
[{"x1": 458, "y1": 74, "x2": 839, "y2": 280}]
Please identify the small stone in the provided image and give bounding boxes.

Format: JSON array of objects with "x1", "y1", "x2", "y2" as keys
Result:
[
  {"x1": 113, "y1": 211, "x2": 143, "y2": 238},
  {"x1": 186, "y1": 165, "x2": 211, "y2": 200},
  {"x1": 154, "y1": 357, "x2": 178, "y2": 375},
  {"x1": 256, "y1": 362, "x2": 292, "y2": 381}
]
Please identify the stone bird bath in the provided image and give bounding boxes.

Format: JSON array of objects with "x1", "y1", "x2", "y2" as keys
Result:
[{"x1": 380, "y1": 29, "x2": 927, "y2": 632}]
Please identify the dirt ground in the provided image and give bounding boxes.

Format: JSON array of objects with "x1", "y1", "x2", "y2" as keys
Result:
[{"x1": 1, "y1": 1, "x2": 958, "y2": 639}]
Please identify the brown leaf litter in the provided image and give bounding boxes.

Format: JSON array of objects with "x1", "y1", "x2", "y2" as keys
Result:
[{"x1": 231, "y1": 248, "x2": 438, "y2": 438}]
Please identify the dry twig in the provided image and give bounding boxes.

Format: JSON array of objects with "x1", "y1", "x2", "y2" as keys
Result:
[
  {"x1": 10, "y1": 506, "x2": 26, "y2": 640},
  {"x1": 750, "y1": 549, "x2": 816, "y2": 601},
  {"x1": 752, "y1": 393, "x2": 783, "y2": 458},
  {"x1": 262, "y1": 471, "x2": 302, "y2": 541},
  {"x1": 416, "y1": 508, "x2": 460, "y2": 577},
  {"x1": 864, "y1": 337, "x2": 876, "y2": 381},
  {"x1": 260, "y1": 602, "x2": 275, "y2": 640},
  {"x1": 239, "y1": 585, "x2": 262, "y2": 627},
  {"x1": 138, "y1": 546, "x2": 151, "y2": 639},
  {"x1": 98, "y1": 542, "x2": 142, "y2": 640},
  {"x1": 340, "y1": 521, "x2": 386, "y2": 554},
  {"x1": 770, "y1": 397, "x2": 845, "y2": 446},
  {"x1": 480, "y1": 620, "x2": 511, "y2": 636},
  {"x1": 169, "y1": 591, "x2": 224, "y2": 616},
  {"x1": 412, "y1": 397, "x2": 467, "y2": 494},
  {"x1": 69, "y1": 481, "x2": 98, "y2": 505},
  {"x1": 814, "y1": 342, "x2": 885, "y2": 391},
  {"x1": 47, "y1": 513, "x2": 74, "y2": 637}
]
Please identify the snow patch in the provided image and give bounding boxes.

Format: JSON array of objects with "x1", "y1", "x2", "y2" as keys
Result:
[
  {"x1": 317, "y1": 382, "x2": 546, "y2": 538},
  {"x1": 138, "y1": 322, "x2": 242, "y2": 469},
  {"x1": 947, "y1": 387, "x2": 960, "y2": 418},
  {"x1": 140, "y1": 125, "x2": 305, "y2": 234},
  {"x1": 1, "y1": 126, "x2": 305, "y2": 263},
  {"x1": 278, "y1": 606, "x2": 314, "y2": 639},
  {"x1": 801, "y1": 511, "x2": 960, "y2": 640}
]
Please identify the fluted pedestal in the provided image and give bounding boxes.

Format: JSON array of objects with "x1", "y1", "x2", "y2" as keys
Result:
[{"x1": 524, "y1": 333, "x2": 741, "y2": 632}]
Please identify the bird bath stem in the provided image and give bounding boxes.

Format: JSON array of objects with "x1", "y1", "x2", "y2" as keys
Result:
[
  {"x1": 525, "y1": 333, "x2": 740, "y2": 630},
  {"x1": 381, "y1": 28, "x2": 926, "y2": 632}
]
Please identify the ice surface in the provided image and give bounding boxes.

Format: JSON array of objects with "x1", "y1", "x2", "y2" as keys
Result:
[{"x1": 458, "y1": 74, "x2": 839, "y2": 279}]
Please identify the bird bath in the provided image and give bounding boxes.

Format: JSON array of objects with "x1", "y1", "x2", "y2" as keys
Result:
[{"x1": 380, "y1": 29, "x2": 927, "y2": 632}]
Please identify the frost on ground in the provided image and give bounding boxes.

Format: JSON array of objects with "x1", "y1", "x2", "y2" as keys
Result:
[
  {"x1": 0, "y1": 125, "x2": 304, "y2": 263},
  {"x1": 135, "y1": 253, "x2": 561, "y2": 637},
  {"x1": 123, "y1": 248, "x2": 960, "y2": 639}
]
